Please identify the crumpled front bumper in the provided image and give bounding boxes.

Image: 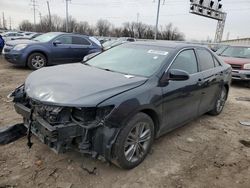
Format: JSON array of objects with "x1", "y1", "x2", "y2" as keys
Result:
[
  {"x1": 14, "y1": 103, "x2": 82, "y2": 153},
  {"x1": 14, "y1": 102, "x2": 119, "y2": 160}
]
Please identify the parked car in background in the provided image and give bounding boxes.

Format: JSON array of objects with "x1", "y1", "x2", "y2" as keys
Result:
[
  {"x1": 11, "y1": 41, "x2": 231, "y2": 169},
  {"x1": 15, "y1": 32, "x2": 42, "y2": 40},
  {"x1": 3, "y1": 32, "x2": 102, "y2": 69},
  {"x1": 217, "y1": 45, "x2": 250, "y2": 87},
  {"x1": 0, "y1": 35, "x2": 4, "y2": 54},
  {"x1": 2, "y1": 32, "x2": 25, "y2": 42},
  {"x1": 83, "y1": 37, "x2": 135, "y2": 61}
]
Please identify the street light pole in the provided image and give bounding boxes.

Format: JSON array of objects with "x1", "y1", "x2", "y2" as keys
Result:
[
  {"x1": 154, "y1": 0, "x2": 161, "y2": 40},
  {"x1": 65, "y1": 0, "x2": 70, "y2": 32}
]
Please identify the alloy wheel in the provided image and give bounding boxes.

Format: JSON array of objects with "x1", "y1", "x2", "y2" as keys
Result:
[
  {"x1": 216, "y1": 88, "x2": 227, "y2": 113},
  {"x1": 31, "y1": 55, "x2": 45, "y2": 69},
  {"x1": 124, "y1": 122, "x2": 151, "y2": 163}
]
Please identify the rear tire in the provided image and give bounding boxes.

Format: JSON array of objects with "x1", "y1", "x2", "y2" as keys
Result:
[
  {"x1": 27, "y1": 53, "x2": 47, "y2": 70},
  {"x1": 209, "y1": 86, "x2": 228, "y2": 116},
  {"x1": 113, "y1": 113, "x2": 154, "y2": 169}
]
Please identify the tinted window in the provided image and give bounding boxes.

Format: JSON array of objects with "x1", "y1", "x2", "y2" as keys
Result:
[
  {"x1": 57, "y1": 36, "x2": 72, "y2": 44},
  {"x1": 72, "y1": 36, "x2": 91, "y2": 45},
  {"x1": 170, "y1": 50, "x2": 198, "y2": 74},
  {"x1": 197, "y1": 49, "x2": 214, "y2": 71}
]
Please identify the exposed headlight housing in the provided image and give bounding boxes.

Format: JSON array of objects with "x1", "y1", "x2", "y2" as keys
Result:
[
  {"x1": 72, "y1": 106, "x2": 114, "y2": 124},
  {"x1": 13, "y1": 44, "x2": 27, "y2": 51},
  {"x1": 243, "y1": 63, "x2": 250, "y2": 70}
]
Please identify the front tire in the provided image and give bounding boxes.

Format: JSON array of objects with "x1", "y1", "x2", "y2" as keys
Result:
[
  {"x1": 209, "y1": 86, "x2": 228, "y2": 115},
  {"x1": 113, "y1": 113, "x2": 154, "y2": 169},
  {"x1": 27, "y1": 53, "x2": 47, "y2": 70}
]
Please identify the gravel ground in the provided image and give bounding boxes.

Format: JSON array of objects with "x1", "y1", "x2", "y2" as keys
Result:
[{"x1": 0, "y1": 56, "x2": 250, "y2": 188}]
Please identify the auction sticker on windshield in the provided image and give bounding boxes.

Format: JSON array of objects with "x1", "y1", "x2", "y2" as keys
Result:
[{"x1": 148, "y1": 50, "x2": 169, "y2": 56}]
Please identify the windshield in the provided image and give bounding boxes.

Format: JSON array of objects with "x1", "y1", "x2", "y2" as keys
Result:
[
  {"x1": 86, "y1": 44, "x2": 171, "y2": 77},
  {"x1": 220, "y1": 46, "x2": 250, "y2": 59},
  {"x1": 32, "y1": 32, "x2": 60, "y2": 42}
]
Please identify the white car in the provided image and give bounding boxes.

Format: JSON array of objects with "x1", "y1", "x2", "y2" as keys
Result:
[{"x1": 2, "y1": 32, "x2": 25, "y2": 42}]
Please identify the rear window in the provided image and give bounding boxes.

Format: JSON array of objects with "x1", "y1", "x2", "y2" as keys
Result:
[
  {"x1": 197, "y1": 49, "x2": 214, "y2": 71},
  {"x1": 72, "y1": 36, "x2": 91, "y2": 45}
]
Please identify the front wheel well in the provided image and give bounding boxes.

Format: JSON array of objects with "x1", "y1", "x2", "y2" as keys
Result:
[{"x1": 140, "y1": 109, "x2": 160, "y2": 137}]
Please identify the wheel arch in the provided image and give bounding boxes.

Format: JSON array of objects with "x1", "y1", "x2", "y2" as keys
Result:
[
  {"x1": 26, "y1": 50, "x2": 49, "y2": 66},
  {"x1": 140, "y1": 109, "x2": 160, "y2": 138}
]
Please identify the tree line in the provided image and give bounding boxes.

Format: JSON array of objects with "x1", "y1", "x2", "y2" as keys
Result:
[{"x1": 19, "y1": 15, "x2": 185, "y2": 40}]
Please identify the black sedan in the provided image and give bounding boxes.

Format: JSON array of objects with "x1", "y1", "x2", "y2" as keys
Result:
[{"x1": 11, "y1": 41, "x2": 232, "y2": 169}]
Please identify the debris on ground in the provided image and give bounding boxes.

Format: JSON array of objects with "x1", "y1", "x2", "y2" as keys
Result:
[
  {"x1": 0, "y1": 124, "x2": 27, "y2": 145},
  {"x1": 186, "y1": 138, "x2": 194, "y2": 143},
  {"x1": 239, "y1": 121, "x2": 250, "y2": 127},
  {"x1": 213, "y1": 161, "x2": 225, "y2": 168},
  {"x1": 56, "y1": 182, "x2": 72, "y2": 188},
  {"x1": 235, "y1": 97, "x2": 250, "y2": 102},
  {"x1": 239, "y1": 140, "x2": 250, "y2": 148},
  {"x1": 81, "y1": 164, "x2": 97, "y2": 175},
  {"x1": 35, "y1": 160, "x2": 43, "y2": 167}
]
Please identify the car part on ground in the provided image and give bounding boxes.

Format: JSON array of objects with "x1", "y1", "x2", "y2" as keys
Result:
[
  {"x1": 3, "y1": 32, "x2": 102, "y2": 69},
  {"x1": 10, "y1": 41, "x2": 231, "y2": 169},
  {"x1": 0, "y1": 124, "x2": 27, "y2": 145}
]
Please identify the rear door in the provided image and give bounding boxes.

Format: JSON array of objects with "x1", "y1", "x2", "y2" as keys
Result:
[
  {"x1": 196, "y1": 48, "x2": 222, "y2": 115},
  {"x1": 161, "y1": 49, "x2": 202, "y2": 132},
  {"x1": 71, "y1": 36, "x2": 92, "y2": 62},
  {"x1": 51, "y1": 35, "x2": 74, "y2": 64}
]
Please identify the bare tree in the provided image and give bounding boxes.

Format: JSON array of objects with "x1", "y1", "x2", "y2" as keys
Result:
[
  {"x1": 18, "y1": 15, "x2": 185, "y2": 41},
  {"x1": 19, "y1": 20, "x2": 33, "y2": 31},
  {"x1": 96, "y1": 19, "x2": 111, "y2": 36}
]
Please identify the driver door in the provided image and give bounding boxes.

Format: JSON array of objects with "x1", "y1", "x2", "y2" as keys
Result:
[
  {"x1": 160, "y1": 49, "x2": 203, "y2": 133},
  {"x1": 51, "y1": 35, "x2": 75, "y2": 64}
]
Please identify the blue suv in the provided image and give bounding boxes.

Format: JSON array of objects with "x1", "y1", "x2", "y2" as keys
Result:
[{"x1": 3, "y1": 32, "x2": 102, "y2": 69}]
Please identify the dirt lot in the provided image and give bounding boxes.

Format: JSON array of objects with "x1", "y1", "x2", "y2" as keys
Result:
[{"x1": 0, "y1": 56, "x2": 250, "y2": 188}]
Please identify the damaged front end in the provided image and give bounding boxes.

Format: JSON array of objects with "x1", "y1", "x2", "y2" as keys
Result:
[{"x1": 9, "y1": 84, "x2": 119, "y2": 161}]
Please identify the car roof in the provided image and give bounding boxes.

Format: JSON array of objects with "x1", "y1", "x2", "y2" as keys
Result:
[{"x1": 130, "y1": 40, "x2": 207, "y2": 49}]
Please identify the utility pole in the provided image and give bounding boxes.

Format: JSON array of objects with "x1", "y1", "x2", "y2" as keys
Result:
[
  {"x1": 30, "y1": 0, "x2": 38, "y2": 30},
  {"x1": 2, "y1": 12, "x2": 6, "y2": 30},
  {"x1": 47, "y1": 1, "x2": 52, "y2": 31},
  {"x1": 39, "y1": 12, "x2": 42, "y2": 21},
  {"x1": 65, "y1": 0, "x2": 71, "y2": 32},
  {"x1": 136, "y1": 12, "x2": 140, "y2": 24},
  {"x1": 154, "y1": 0, "x2": 161, "y2": 40},
  {"x1": 9, "y1": 17, "x2": 11, "y2": 30}
]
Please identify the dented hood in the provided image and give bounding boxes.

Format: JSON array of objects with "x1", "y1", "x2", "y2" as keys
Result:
[{"x1": 25, "y1": 63, "x2": 147, "y2": 107}]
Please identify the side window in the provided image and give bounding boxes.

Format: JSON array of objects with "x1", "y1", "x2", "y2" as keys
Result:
[
  {"x1": 197, "y1": 49, "x2": 215, "y2": 71},
  {"x1": 170, "y1": 49, "x2": 198, "y2": 74},
  {"x1": 213, "y1": 57, "x2": 221, "y2": 67},
  {"x1": 57, "y1": 36, "x2": 72, "y2": 44},
  {"x1": 72, "y1": 36, "x2": 91, "y2": 45}
]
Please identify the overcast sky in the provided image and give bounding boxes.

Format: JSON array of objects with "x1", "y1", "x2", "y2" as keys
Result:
[{"x1": 1, "y1": 0, "x2": 250, "y2": 40}]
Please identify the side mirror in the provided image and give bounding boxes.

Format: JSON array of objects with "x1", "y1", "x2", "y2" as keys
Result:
[
  {"x1": 168, "y1": 69, "x2": 190, "y2": 81},
  {"x1": 159, "y1": 69, "x2": 189, "y2": 86},
  {"x1": 53, "y1": 40, "x2": 61, "y2": 46}
]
